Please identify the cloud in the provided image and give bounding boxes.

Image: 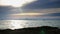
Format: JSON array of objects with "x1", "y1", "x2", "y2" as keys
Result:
[
  {"x1": 0, "y1": 6, "x2": 21, "y2": 14},
  {"x1": 0, "y1": 5, "x2": 60, "y2": 20},
  {"x1": 0, "y1": 6, "x2": 21, "y2": 20},
  {"x1": 43, "y1": 13, "x2": 60, "y2": 16},
  {"x1": 22, "y1": 0, "x2": 60, "y2": 9},
  {"x1": 21, "y1": 8, "x2": 60, "y2": 13},
  {"x1": 1, "y1": 13, "x2": 60, "y2": 20}
]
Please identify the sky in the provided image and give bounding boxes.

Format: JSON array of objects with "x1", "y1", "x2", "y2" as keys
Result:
[{"x1": 0, "y1": 0, "x2": 60, "y2": 20}]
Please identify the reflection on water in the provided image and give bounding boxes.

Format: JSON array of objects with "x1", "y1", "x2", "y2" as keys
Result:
[
  {"x1": 0, "y1": 20, "x2": 28, "y2": 30},
  {"x1": 0, "y1": 20, "x2": 60, "y2": 30}
]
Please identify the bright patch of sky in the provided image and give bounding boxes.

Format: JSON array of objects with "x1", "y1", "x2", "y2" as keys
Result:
[{"x1": 0, "y1": 0, "x2": 37, "y2": 7}]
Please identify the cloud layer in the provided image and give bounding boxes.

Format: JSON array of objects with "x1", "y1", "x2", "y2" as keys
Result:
[
  {"x1": 0, "y1": 0, "x2": 60, "y2": 20},
  {"x1": 22, "y1": 0, "x2": 60, "y2": 9},
  {"x1": 0, "y1": 6, "x2": 60, "y2": 20}
]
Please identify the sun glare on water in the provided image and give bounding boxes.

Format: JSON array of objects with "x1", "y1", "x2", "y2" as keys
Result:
[
  {"x1": 0, "y1": 0, "x2": 36, "y2": 7},
  {"x1": 9, "y1": 20, "x2": 27, "y2": 30}
]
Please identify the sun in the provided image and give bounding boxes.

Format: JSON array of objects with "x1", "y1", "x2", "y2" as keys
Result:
[{"x1": 0, "y1": 0, "x2": 36, "y2": 7}]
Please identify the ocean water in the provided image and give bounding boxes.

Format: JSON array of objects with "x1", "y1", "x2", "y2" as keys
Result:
[{"x1": 0, "y1": 20, "x2": 60, "y2": 30}]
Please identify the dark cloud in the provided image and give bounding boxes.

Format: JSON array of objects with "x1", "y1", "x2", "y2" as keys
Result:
[
  {"x1": 22, "y1": 0, "x2": 60, "y2": 9},
  {"x1": 0, "y1": 6, "x2": 21, "y2": 20},
  {"x1": 0, "y1": 6, "x2": 13, "y2": 14},
  {"x1": 0, "y1": 6, "x2": 21, "y2": 14}
]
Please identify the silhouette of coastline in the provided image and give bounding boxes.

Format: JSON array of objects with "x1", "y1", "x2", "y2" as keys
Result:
[{"x1": 0, "y1": 26, "x2": 60, "y2": 34}]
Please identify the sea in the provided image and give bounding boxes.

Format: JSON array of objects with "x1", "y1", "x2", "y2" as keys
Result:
[{"x1": 0, "y1": 20, "x2": 60, "y2": 30}]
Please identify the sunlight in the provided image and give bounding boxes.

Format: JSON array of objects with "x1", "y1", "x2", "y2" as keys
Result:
[
  {"x1": 0, "y1": 0, "x2": 37, "y2": 7},
  {"x1": 11, "y1": 13, "x2": 45, "y2": 16},
  {"x1": 9, "y1": 20, "x2": 27, "y2": 30}
]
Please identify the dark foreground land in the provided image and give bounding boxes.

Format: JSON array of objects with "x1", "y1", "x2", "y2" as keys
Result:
[{"x1": 0, "y1": 26, "x2": 60, "y2": 34}]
